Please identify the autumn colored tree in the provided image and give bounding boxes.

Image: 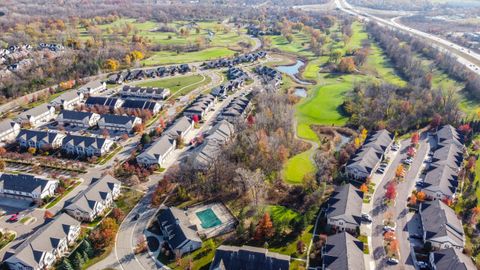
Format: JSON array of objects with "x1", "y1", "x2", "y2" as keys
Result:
[
  {"x1": 192, "y1": 114, "x2": 199, "y2": 124},
  {"x1": 411, "y1": 132, "x2": 419, "y2": 146},
  {"x1": 112, "y1": 208, "x2": 125, "y2": 222},
  {"x1": 297, "y1": 240, "x2": 305, "y2": 254},
  {"x1": 337, "y1": 57, "x2": 356, "y2": 73},
  {"x1": 407, "y1": 146, "x2": 416, "y2": 157},
  {"x1": 388, "y1": 239, "x2": 399, "y2": 254},
  {"x1": 385, "y1": 182, "x2": 397, "y2": 201},
  {"x1": 89, "y1": 217, "x2": 118, "y2": 250},
  {"x1": 254, "y1": 212, "x2": 274, "y2": 241},
  {"x1": 133, "y1": 124, "x2": 145, "y2": 133},
  {"x1": 277, "y1": 145, "x2": 289, "y2": 162},
  {"x1": 0, "y1": 160, "x2": 5, "y2": 172},
  {"x1": 359, "y1": 183, "x2": 368, "y2": 193},
  {"x1": 360, "y1": 128, "x2": 368, "y2": 142},
  {"x1": 0, "y1": 147, "x2": 6, "y2": 155},
  {"x1": 430, "y1": 113, "x2": 442, "y2": 128},
  {"x1": 27, "y1": 147, "x2": 36, "y2": 155},
  {"x1": 409, "y1": 194, "x2": 417, "y2": 206},
  {"x1": 103, "y1": 59, "x2": 120, "y2": 71},
  {"x1": 44, "y1": 210, "x2": 54, "y2": 219},
  {"x1": 395, "y1": 164, "x2": 405, "y2": 178},
  {"x1": 416, "y1": 191, "x2": 426, "y2": 202},
  {"x1": 458, "y1": 124, "x2": 472, "y2": 135},
  {"x1": 384, "y1": 231, "x2": 395, "y2": 241}
]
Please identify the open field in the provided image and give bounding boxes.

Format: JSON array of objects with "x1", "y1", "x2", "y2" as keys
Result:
[
  {"x1": 136, "y1": 74, "x2": 210, "y2": 96},
  {"x1": 141, "y1": 47, "x2": 235, "y2": 65},
  {"x1": 283, "y1": 149, "x2": 316, "y2": 184}
]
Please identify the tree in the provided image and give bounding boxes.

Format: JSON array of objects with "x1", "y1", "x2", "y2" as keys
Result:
[
  {"x1": 140, "y1": 133, "x2": 151, "y2": 145},
  {"x1": 407, "y1": 146, "x2": 416, "y2": 157},
  {"x1": 416, "y1": 191, "x2": 426, "y2": 202},
  {"x1": 384, "y1": 231, "x2": 396, "y2": 241},
  {"x1": 409, "y1": 194, "x2": 417, "y2": 206},
  {"x1": 133, "y1": 124, "x2": 145, "y2": 133},
  {"x1": 44, "y1": 210, "x2": 54, "y2": 219},
  {"x1": 297, "y1": 240, "x2": 306, "y2": 254},
  {"x1": 388, "y1": 239, "x2": 399, "y2": 254},
  {"x1": 430, "y1": 114, "x2": 442, "y2": 128},
  {"x1": 411, "y1": 132, "x2": 419, "y2": 146},
  {"x1": 112, "y1": 208, "x2": 125, "y2": 222},
  {"x1": 192, "y1": 114, "x2": 199, "y2": 124},
  {"x1": 359, "y1": 183, "x2": 368, "y2": 193},
  {"x1": 337, "y1": 57, "x2": 356, "y2": 73},
  {"x1": 58, "y1": 258, "x2": 74, "y2": 270},
  {"x1": 130, "y1": 50, "x2": 144, "y2": 61},
  {"x1": 395, "y1": 164, "x2": 404, "y2": 178},
  {"x1": 72, "y1": 252, "x2": 84, "y2": 270},
  {"x1": 103, "y1": 59, "x2": 120, "y2": 71},
  {"x1": 0, "y1": 160, "x2": 5, "y2": 172},
  {"x1": 27, "y1": 147, "x2": 36, "y2": 155},
  {"x1": 385, "y1": 182, "x2": 397, "y2": 201},
  {"x1": 235, "y1": 168, "x2": 265, "y2": 206},
  {"x1": 329, "y1": 49, "x2": 342, "y2": 63},
  {"x1": 255, "y1": 212, "x2": 274, "y2": 241},
  {"x1": 79, "y1": 240, "x2": 94, "y2": 258}
]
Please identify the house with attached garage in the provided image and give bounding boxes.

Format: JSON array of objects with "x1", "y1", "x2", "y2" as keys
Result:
[
  {"x1": 210, "y1": 245, "x2": 290, "y2": 270},
  {"x1": 431, "y1": 143, "x2": 464, "y2": 172},
  {"x1": 183, "y1": 94, "x2": 217, "y2": 120},
  {"x1": 121, "y1": 99, "x2": 162, "y2": 114},
  {"x1": 0, "y1": 173, "x2": 58, "y2": 200},
  {"x1": 16, "y1": 103, "x2": 56, "y2": 127},
  {"x1": 65, "y1": 175, "x2": 121, "y2": 222},
  {"x1": 420, "y1": 200, "x2": 465, "y2": 250},
  {"x1": 0, "y1": 120, "x2": 20, "y2": 143},
  {"x1": 62, "y1": 135, "x2": 114, "y2": 157},
  {"x1": 78, "y1": 80, "x2": 106, "y2": 96},
  {"x1": 16, "y1": 129, "x2": 66, "y2": 150},
  {"x1": 50, "y1": 90, "x2": 84, "y2": 110},
  {"x1": 85, "y1": 96, "x2": 124, "y2": 111},
  {"x1": 217, "y1": 96, "x2": 251, "y2": 123},
  {"x1": 326, "y1": 184, "x2": 364, "y2": 233},
  {"x1": 98, "y1": 114, "x2": 142, "y2": 133},
  {"x1": 322, "y1": 232, "x2": 365, "y2": 270},
  {"x1": 435, "y1": 125, "x2": 465, "y2": 150},
  {"x1": 421, "y1": 164, "x2": 459, "y2": 201},
  {"x1": 5, "y1": 213, "x2": 81, "y2": 270},
  {"x1": 56, "y1": 110, "x2": 100, "y2": 128},
  {"x1": 120, "y1": 85, "x2": 171, "y2": 100},
  {"x1": 157, "y1": 206, "x2": 202, "y2": 255},
  {"x1": 429, "y1": 247, "x2": 476, "y2": 270},
  {"x1": 164, "y1": 116, "x2": 194, "y2": 140},
  {"x1": 345, "y1": 129, "x2": 394, "y2": 182},
  {"x1": 136, "y1": 135, "x2": 176, "y2": 167}
]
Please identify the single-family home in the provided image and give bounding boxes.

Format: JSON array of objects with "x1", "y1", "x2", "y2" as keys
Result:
[
  {"x1": 121, "y1": 99, "x2": 162, "y2": 114},
  {"x1": 65, "y1": 175, "x2": 121, "y2": 222},
  {"x1": 431, "y1": 143, "x2": 464, "y2": 172},
  {"x1": 16, "y1": 129, "x2": 66, "y2": 150},
  {"x1": 120, "y1": 85, "x2": 170, "y2": 100},
  {"x1": 17, "y1": 104, "x2": 56, "y2": 127},
  {"x1": 422, "y1": 164, "x2": 458, "y2": 201},
  {"x1": 5, "y1": 213, "x2": 81, "y2": 270},
  {"x1": 326, "y1": 184, "x2": 364, "y2": 232},
  {"x1": 62, "y1": 135, "x2": 114, "y2": 157},
  {"x1": 430, "y1": 248, "x2": 476, "y2": 270},
  {"x1": 345, "y1": 129, "x2": 394, "y2": 181},
  {"x1": 136, "y1": 135, "x2": 176, "y2": 167},
  {"x1": 78, "y1": 80, "x2": 106, "y2": 96},
  {"x1": 420, "y1": 200, "x2": 465, "y2": 250},
  {"x1": 0, "y1": 173, "x2": 58, "y2": 200},
  {"x1": 85, "y1": 97, "x2": 124, "y2": 110},
  {"x1": 217, "y1": 96, "x2": 251, "y2": 123},
  {"x1": 436, "y1": 125, "x2": 464, "y2": 149},
  {"x1": 50, "y1": 91, "x2": 84, "y2": 110},
  {"x1": 0, "y1": 120, "x2": 20, "y2": 142},
  {"x1": 157, "y1": 207, "x2": 202, "y2": 255},
  {"x1": 56, "y1": 110, "x2": 100, "y2": 128},
  {"x1": 210, "y1": 245, "x2": 290, "y2": 270},
  {"x1": 183, "y1": 94, "x2": 216, "y2": 120},
  {"x1": 321, "y1": 232, "x2": 365, "y2": 270},
  {"x1": 165, "y1": 116, "x2": 194, "y2": 140},
  {"x1": 98, "y1": 114, "x2": 142, "y2": 133}
]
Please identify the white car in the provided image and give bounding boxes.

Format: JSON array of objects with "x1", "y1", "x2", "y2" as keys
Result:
[
  {"x1": 387, "y1": 258, "x2": 399, "y2": 265},
  {"x1": 383, "y1": 226, "x2": 395, "y2": 232}
]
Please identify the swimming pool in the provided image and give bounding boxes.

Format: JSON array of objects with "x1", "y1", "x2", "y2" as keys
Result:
[{"x1": 196, "y1": 208, "x2": 221, "y2": 229}]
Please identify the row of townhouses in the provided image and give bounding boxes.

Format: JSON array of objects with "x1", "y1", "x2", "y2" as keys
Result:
[
  {"x1": 183, "y1": 94, "x2": 217, "y2": 120},
  {"x1": 107, "y1": 64, "x2": 190, "y2": 84},
  {"x1": 211, "y1": 67, "x2": 249, "y2": 98},
  {"x1": 16, "y1": 129, "x2": 114, "y2": 157},
  {"x1": 85, "y1": 96, "x2": 162, "y2": 114},
  {"x1": 216, "y1": 95, "x2": 251, "y2": 123},
  {"x1": 57, "y1": 110, "x2": 142, "y2": 133},
  {"x1": 255, "y1": 66, "x2": 282, "y2": 87},
  {"x1": 202, "y1": 51, "x2": 267, "y2": 69},
  {"x1": 120, "y1": 85, "x2": 170, "y2": 100}
]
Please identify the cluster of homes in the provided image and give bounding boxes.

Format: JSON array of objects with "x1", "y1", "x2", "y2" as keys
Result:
[
  {"x1": 1, "y1": 43, "x2": 64, "y2": 74},
  {"x1": 4, "y1": 174, "x2": 122, "y2": 270},
  {"x1": 202, "y1": 51, "x2": 267, "y2": 69},
  {"x1": 246, "y1": 25, "x2": 281, "y2": 37},
  {"x1": 107, "y1": 64, "x2": 190, "y2": 84},
  {"x1": 255, "y1": 66, "x2": 282, "y2": 87},
  {"x1": 211, "y1": 67, "x2": 248, "y2": 98}
]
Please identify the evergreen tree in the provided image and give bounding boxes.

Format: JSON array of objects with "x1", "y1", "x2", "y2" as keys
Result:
[
  {"x1": 59, "y1": 258, "x2": 74, "y2": 270},
  {"x1": 80, "y1": 239, "x2": 94, "y2": 258},
  {"x1": 72, "y1": 252, "x2": 84, "y2": 270}
]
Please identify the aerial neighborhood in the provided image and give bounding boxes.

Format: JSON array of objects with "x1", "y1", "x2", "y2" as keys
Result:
[{"x1": 2, "y1": 0, "x2": 480, "y2": 270}]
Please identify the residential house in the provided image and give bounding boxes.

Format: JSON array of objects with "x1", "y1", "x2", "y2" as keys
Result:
[
  {"x1": 431, "y1": 143, "x2": 464, "y2": 172},
  {"x1": 136, "y1": 135, "x2": 176, "y2": 167},
  {"x1": 436, "y1": 125, "x2": 464, "y2": 149},
  {"x1": 16, "y1": 129, "x2": 65, "y2": 150},
  {"x1": 85, "y1": 96, "x2": 124, "y2": 110},
  {"x1": 326, "y1": 184, "x2": 363, "y2": 232},
  {"x1": 210, "y1": 245, "x2": 290, "y2": 270},
  {"x1": 422, "y1": 164, "x2": 459, "y2": 201},
  {"x1": 107, "y1": 72, "x2": 128, "y2": 85},
  {"x1": 62, "y1": 135, "x2": 114, "y2": 157},
  {"x1": 121, "y1": 99, "x2": 162, "y2": 114},
  {"x1": 430, "y1": 248, "x2": 476, "y2": 270},
  {"x1": 56, "y1": 110, "x2": 100, "y2": 128},
  {"x1": 65, "y1": 175, "x2": 121, "y2": 222},
  {"x1": 98, "y1": 114, "x2": 142, "y2": 133},
  {"x1": 217, "y1": 96, "x2": 251, "y2": 123},
  {"x1": 157, "y1": 207, "x2": 202, "y2": 255},
  {"x1": 321, "y1": 232, "x2": 365, "y2": 270},
  {"x1": 345, "y1": 129, "x2": 394, "y2": 181},
  {"x1": 0, "y1": 120, "x2": 20, "y2": 142},
  {"x1": 183, "y1": 94, "x2": 217, "y2": 120},
  {"x1": 255, "y1": 66, "x2": 282, "y2": 87},
  {"x1": 120, "y1": 85, "x2": 170, "y2": 100},
  {"x1": 17, "y1": 104, "x2": 56, "y2": 127},
  {"x1": 50, "y1": 91, "x2": 84, "y2": 110},
  {"x1": 0, "y1": 173, "x2": 57, "y2": 200},
  {"x1": 5, "y1": 213, "x2": 81, "y2": 270},
  {"x1": 165, "y1": 116, "x2": 194, "y2": 140},
  {"x1": 420, "y1": 200, "x2": 465, "y2": 250},
  {"x1": 78, "y1": 80, "x2": 106, "y2": 95}
]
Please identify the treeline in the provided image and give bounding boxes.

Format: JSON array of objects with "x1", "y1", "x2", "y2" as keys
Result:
[{"x1": 348, "y1": 0, "x2": 432, "y2": 11}]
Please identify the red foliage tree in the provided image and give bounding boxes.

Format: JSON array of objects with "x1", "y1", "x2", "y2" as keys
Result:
[
  {"x1": 430, "y1": 114, "x2": 442, "y2": 128},
  {"x1": 459, "y1": 124, "x2": 472, "y2": 135},
  {"x1": 44, "y1": 210, "x2": 54, "y2": 220},
  {"x1": 385, "y1": 182, "x2": 397, "y2": 201},
  {"x1": 254, "y1": 212, "x2": 274, "y2": 241},
  {"x1": 192, "y1": 114, "x2": 199, "y2": 124},
  {"x1": 411, "y1": 132, "x2": 419, "y2": 146}
]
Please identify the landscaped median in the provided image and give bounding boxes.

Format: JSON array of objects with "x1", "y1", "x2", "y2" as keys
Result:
[{"x1": 45, "y1": 180, "x2": 82, "y2": 209}]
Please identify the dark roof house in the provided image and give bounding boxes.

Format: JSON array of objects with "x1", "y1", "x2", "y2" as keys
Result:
[{"x1": 210, "y1": 245, "x2": 290, "y2": 270}]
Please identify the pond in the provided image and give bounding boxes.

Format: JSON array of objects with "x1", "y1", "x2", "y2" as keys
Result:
[
  {"x1": 294, "y1": 87, "x2": 307, "y2": 98},
  {"x1": 276, "y1": 60, "x2": 312, "y2": 85},
  {"x1": 335, "y1": 133, "x2": 351, "y2": 151}
]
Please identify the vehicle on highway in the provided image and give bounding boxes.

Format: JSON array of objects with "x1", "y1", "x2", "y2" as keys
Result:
[
  {"x1": 387, "y1": 258, "x2": 399, "y2": 265},
  {"x1": 383, "y1": 225, "x2": 395, "y2": 232}
]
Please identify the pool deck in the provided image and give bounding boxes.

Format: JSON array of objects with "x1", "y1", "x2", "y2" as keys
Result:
[{"x1": 187, "y1": 202, "x2": 236, "y2": 239}]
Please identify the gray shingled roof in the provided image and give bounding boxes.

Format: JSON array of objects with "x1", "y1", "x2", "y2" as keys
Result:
[
  {"x1": 437, "y1": 125, "x2": 463, "y2": 148},
  {"x1": 190, "y1": 121, "x2": 235, "y2": 168},
  {"x1": 323, "y1": 232, "x2": 365, "y2": 270},
  {"x1": 157, "y1": 207, "x2": 201, "y2": 250},
  {"x1": 51, "y1": 91, "x2": 81, "y2": 104},
  {"x1": 65, "y1": 175, "x2": 120, "y2": 214},
  {"x1": 139, "y1": 135, "x2": 175, "y2": 160},
  {"x1": 420, "y1": 200, "x2": 464, "y2": 248},
  {"x1": 0, "y1": 173, "x2": 53, "y2": 194},
  {"x1": 432, "y1": 143, "x2": 463, "y2": 171},
  {"x1": 17, "y1": 129, "x2": 64, "y2": 145},
  {"x1": 326, "y1": 184, "x2": 363, "y2": 226},
  {"x1": 17, "y1": 103, "x2": 53, "y2": 120},
  {"x1": 210, "y1": 245, "x2": 290, "y2": 270},
  {"x1": 0, "y1": 119, "x2": 17, "y2": 131},
  {"x1": 165, "y1": 116, "x2": 192, "y2": 138},
  {"x1": 431, "y1": 248, "x2": 476, "y2": 270},
  {"x1": 62, "y1": 135, "x2": 110, "y2": 150},
  {"x1": 58, "y1": 110, "x2": 94, "y2": 121},
  {"x1": 99, "y1": 114, "x2": 139, "y2": 126},
  {"x1": 423, "y1": 164, "x2": 458, "y2": 198},
  {"x1": 6, "y1": 213, "x2": 80, "y2": 269}
]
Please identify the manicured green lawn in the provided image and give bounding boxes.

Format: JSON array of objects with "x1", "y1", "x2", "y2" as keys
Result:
[
  {"x1": 366, "y1": 43, "x2": 407, "y2": 87},
  {"x1": 136, "y1": 74, "x2": 208, "y2": 95},
  {"x1": 268, "y1": 32, "x2": 315, "y2": 57},
  {"x1": 283, "y1": 149, "x2": 316, "y2": 184},
  {"x1": 266, "y1": 205, "x2": 301, "y2": 223},
  {"x1": 270, "y1": 225, "x2": 313, "y2": 259},
  {"x1": 141, "y1": 47, "x2": 235, "y2": 65}
]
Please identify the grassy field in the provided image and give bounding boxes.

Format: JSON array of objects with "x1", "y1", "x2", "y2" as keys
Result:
[
  {"x1": 283, "y1": 149, "x2": 316, "y2": 184},
  {"x1": 136, "y1": 74, "x2": 210, "y2": 96},
  {"x1": 141, "y1": 47, "x2": 235, "y2": 65}
]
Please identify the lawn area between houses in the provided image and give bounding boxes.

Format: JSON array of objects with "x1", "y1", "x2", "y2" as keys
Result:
[
  {"x1": 136, "y1": 74, "x2": 211, "y2": 97},
  {"x1": 45, "y1": 181, "x2": 82, "y2": 209},
  {"x1": 141, "y1": 47, "x2": 236, "y2": 66}
]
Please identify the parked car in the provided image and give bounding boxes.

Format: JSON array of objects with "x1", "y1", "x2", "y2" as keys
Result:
[
  {"x1": 416, "y1": 261, "x2": 428, "y2": 269},
  {"x1": 133, "y1": 213, "x2": 140, "y2": 221},
  {"x1": 376, "y1": 168, "x2": 385, "y2": 174},
  {"x1": 8, "y1": 213, "x2": 19, "y2": 222},
  {"x1": 362, "y1": 214, "x2": 372, "y2": 223},
  {"x1": 379, "y1": 163, "x2": 388, "y2": 169},
  {"x1": 387, "y1": 258, "x2": 399, "y2": 265},
  {"x1": 416, "y1": 181, "x2": 426, "y2": 188},
  {"x1": 383, "y1": 226, "x2": 395, "y2": 232}
]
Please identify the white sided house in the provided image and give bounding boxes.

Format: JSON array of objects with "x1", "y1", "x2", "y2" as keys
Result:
[
  {"x1": 0, "y1": 173, "x2": 58, "y2": 200},
  {"x1": 5, "y1": 213, "x2": 81, "y2": 270},
  {"x1": 326, "y1": 184, "x2": 364, "y2": 233},
  {"x1": 165, "y1": 116, "x2": 194, "y2": 140},
  {"x1": 57, "y1": 110, "x2": 100, "y2": 128},
  {"x1": 62, "y1": 135, "x2": 114, "y2": 157},
  {"x1": 17, "y1": 104, "x2": 56, "y2": 127},
  {"x1": 78, "y1": 80, "x2": 106, "y2": 96},
  {"x1": 120, "y1": 85, "x2": 170, "y2": 100},
  {"x1": 65, "y1": 175, "x2": 121, "y2": 222},
  {"x1": 0, "y1": 120, "x2": 20, "y2": 143},
  {"x1": 16, "y1": 129, "x2": 66, "y2": 150},
  {"x1": 98, "y1": 114, "x2": 142, "y2": 133},
  {"x1": 50, "y1": 91, "x2": 84, "y2": 110},
  {"x1": 137, "y1": 135, "x2": 176, "y2": 167}
]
